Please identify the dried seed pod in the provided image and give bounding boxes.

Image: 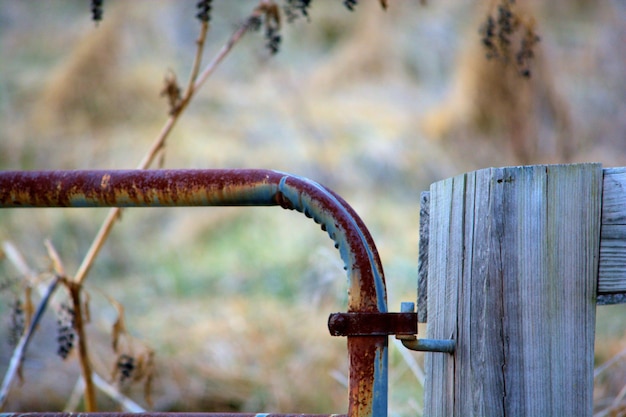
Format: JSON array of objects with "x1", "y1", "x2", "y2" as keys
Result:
[
  {"x1": 56, "y1": 302, "x2": 76, "y2": 359},
  {"x1": 8, "y1": 298, "x2": 25, "y2": 347},
  {"x1": 91, "y1": 0, "x2": 104, "y2": 23},
  {"x1": 255, "y1": 1, "x2": 282, "y2": 54},
  {"x1": 246, "y1": 15, "x2": 263, "y2": 32},
  {"x1": 160, "y1": 70, "x2": 182, "y2": 115},
  {"x1": 266, "y1": 27, "x2": 282, "y2": 54},
  {"x1": 344, "y1": 0, "x2": 358, "y2": 11},
  {"x1": 516, "y1": 24, "x2": 540, "y2": 77},
  {"x1": 478, "y1": 0, "x2": 540, "y2": 78},
  {"x1": 196, "y1": 0, "x2": 212, "y2": 23},
  {"x1": 284, "y1": 0, "x2": 313, "y2": 22},
  {"x1": 480, "y1": 15, "x2": 498, "y2": 59},
  {"x1": 116, "y1": 354, "x2": 136, "y2": 382}
]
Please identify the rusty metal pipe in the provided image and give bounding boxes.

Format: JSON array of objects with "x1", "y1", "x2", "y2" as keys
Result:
[
  {"x1": 0, "y1": 169, "x2": 388, "y2": 417},
  {"x1": 2, "y1": 414, "x2": 347, "y2": 417}
]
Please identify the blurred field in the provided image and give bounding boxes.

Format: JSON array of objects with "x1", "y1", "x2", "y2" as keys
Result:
[{"x1": 1, "y1": 1, "x2": 625, "y2": 415}]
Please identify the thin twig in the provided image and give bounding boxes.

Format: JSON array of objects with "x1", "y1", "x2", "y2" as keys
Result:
[
  {"x1": 66, "y1": 279, "x2": 96, "y2": 411},
  {"x1": 46, "y1": 239, "x2": 97, "y2": 410},
  {"x1": 64, "y1": 377, "x2": 85, "y2": 412},
  {"x1": 74, "y1": 19, "x2": 218, "y2": 285},
  {"x1": 92, "y1": 373, "x2": 145, "y2": 412},
  {"x1": 1, "y1": 241, "x2": 144, "y2": 412},
  {"x1": 194, "y1": 15, "x2": 259, "y2": 92},
  {"x1": 392, "y1": 338, "x2": 425, "y2": 386},
  {"x1": 179, "y1": 21, "x2": 210, "y2": 112},
  {"x1": 595, "y1": 345, "x2": 626, "y2": 378},
  {"x1": 74, "y1": 208, "x2": 121, "y2": 286},
  {"x1": 0, "y1": 276, "x2": 60, "y2": 410},
  {"x1": 65, "y1": 14, "x2": 255, "y2": 411},
  {"x1": 2, "y1": 7, "x2": 258, "y2": 411},
  {"x1": 612, "y1": 383, "x2": 626, "y2": 411},
  {"x1": 45, "y1": 239, "x2": 66, "y2": 277},
  {"x1": 64, "y1": 373, "x2": 145, "y2": 412},
  {"x1": 2, "y1": 241, "x2": 38, "y2": 279}
]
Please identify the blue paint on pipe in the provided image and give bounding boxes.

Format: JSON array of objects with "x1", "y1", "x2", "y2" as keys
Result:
[
  {"x1": 373, "y1": 345, "x2": 389, "y2": 417},
  {"x1": 277, "y1": 173, "x2": 387, "y2": 313}
]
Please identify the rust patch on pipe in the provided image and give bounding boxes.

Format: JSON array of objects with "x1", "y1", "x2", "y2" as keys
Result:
[{"x1": 3, "y1": 414, "x2": 347, "y2": 417}]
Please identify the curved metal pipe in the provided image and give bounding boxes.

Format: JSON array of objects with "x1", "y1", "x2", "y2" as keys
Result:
[{"x1": 0, "y1": 169, "x2": 388, "y2": 417}]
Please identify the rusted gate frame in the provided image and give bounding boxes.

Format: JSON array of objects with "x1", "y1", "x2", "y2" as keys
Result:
[
  {"x1": 0, "y1": 169, "x2": 393, "y2": 417},
  {"x1": 4, "y1": 414, "x2": 347, "y2": 417},
  {"x1": 3, "y1": 414, "x2": 347, "y2": 417}
]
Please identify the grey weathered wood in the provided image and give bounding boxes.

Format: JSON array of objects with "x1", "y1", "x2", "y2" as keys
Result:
[
  {"x1": 599, "y1": 168, "x2": 626, "y2": 294},
  {"x1": 419, "y1": 167, "x2": 626, "y2": 313},
  {"x1": 601, "y1": 167, "x2": 626, "y2": 224},
  {"x1": 424, "y1": 164, "x2": 602, "y2": 417},
  {"x1": 423, "y1": 173, "x2": 465, "y2": 417},
  {"x1": 417, "y1": 191, "x2": 429, "y2": 323}
]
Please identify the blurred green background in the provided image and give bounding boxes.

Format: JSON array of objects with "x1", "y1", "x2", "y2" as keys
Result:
[{"x1": 1, "y1": 1, "x2": 625, "y2": 415}]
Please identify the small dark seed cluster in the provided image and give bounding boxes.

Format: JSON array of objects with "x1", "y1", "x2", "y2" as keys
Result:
[
  {"x1": 266, "y1": 25, "x2": 282, "y2": 55},
  {"x1": 0, "y1": 277, "x2": 17, "y2": 292},
  {"x1": 246, "y1": 15, "x2": 264, "y2": 33},
  {"x1": 246, "y1": 16, "x2": 281, "y2": 55},
  {"x1": 196, "y1": 0, "x2": 212, "y2": 23},
  {"x1": 160, "y1": 71, "x2": 182, "y2": 116},
  {"x1": 90, "y1": 0, "x2": 103, "y2": 23},
  {"x1": 481, "y1": 2, "x2": 518, "y2": 60},
  {"x1": 480, "y1": 0, "x2": 540, "y2": 77},
  {"x1": 116, "y1": 354, "x2": 136, "y2": 382},
  {"x1": 344, "y1": 0, "x2": 358, "y2": 11},
  {"x1": 284, "y1": 0, "x2": 313, "y2": 22},
  {"x1": 57, "y1": 302, "x2": 76, "y2": 360},
  {"x1": 481, "y1": 15, "x2": 497, "y2": 59},
  {"x1": 248, "y1": 3, "x2": 283, "y2": 55},
  {"x1": 516, "y1": 27, "x2": 540, "y2": 78},
  {"x1": 496, "y1": 3, "x2": 515, "y2": 48},
  {"x1": 8, "y1": 298, "x2": 25, "y2": 348}
]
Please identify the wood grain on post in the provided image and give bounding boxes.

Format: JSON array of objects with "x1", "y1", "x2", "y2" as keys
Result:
[
  {"x1": 423, "y1": 164, "x2": 602, "y2": 417},
  {"x1": 599, "y1": 167, "x2": 626, "y2": 298}
]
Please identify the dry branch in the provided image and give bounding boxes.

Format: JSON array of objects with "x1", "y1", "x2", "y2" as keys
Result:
[
  {"x1": 0, "y1": 276, "x2": 60, "y2": 410},
  {"x1": 2, "y1": 4, "x2": 265, "y2": 411}
]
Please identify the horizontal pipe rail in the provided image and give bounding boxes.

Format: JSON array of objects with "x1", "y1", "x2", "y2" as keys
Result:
[
  {"x1": 2, "y1": 414, "x2": 347, "y2": 417},
  {"x1": 0, "y1": 169, "x2": 388, "y2": 417}
]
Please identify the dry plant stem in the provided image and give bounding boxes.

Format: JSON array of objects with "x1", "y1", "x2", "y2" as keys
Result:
[
  {"x1": 74, "y1": 208, "x2": 121, "y2": 285},
  {"x1": 194, "y1": 15, "x2": 256, "y2": 92},
  {"x1": 74, "y1": 22, "x2": 214, "y2": 285},
  {"x1": 0, "y1": 276, "x2": 60, "y2": 410},
  {"x1": 63, "y1": 18, "x2": 248, "y2": 410},
  {"x1": 2, "y1": 11, "x2": 252, "y2": 410},
  {"x1": 1, "y1": 242, "x2": 140, "y2": 412},
  {"x1": 391, "y1": 338, "x2": 425, "y2": 386},
  {"x1": 74, "y1": 16, "x2": 254, "y2": 284},
  {"x1": 24, "y1": 286, "x2": 33, "y2": 332},
  {"x1": 45, "y1": 239, "x2": 67, "y2": 276},
  {"x1": 65, "y1": 377, "x2": 86, "y2": 412},
  {"x1": 594, "y1": 345, "x2": 626, "y2": 378},
  {"x1": 66, "y1": 280, "x2": 96, "y2": 411},
  {"x1": 181, "y1": 21, "x2": 209, "y2": 108},
  {"x1": 92, "y1": 373, "x2": 145, "y2": 412},
  {"x1": 2, "y1": 241, "x2": 37, "y2": 279},
  {"x1": 47, "y1": 240, "x2": 96, "y2": 411}
]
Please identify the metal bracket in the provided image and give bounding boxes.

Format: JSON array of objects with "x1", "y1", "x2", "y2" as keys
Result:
[
  {"x1": 328, "y1": 302, "x2": 455, "y2": 354},
  {"x1": 328, "y1": 312, "x2": 417, "y2": 336}
]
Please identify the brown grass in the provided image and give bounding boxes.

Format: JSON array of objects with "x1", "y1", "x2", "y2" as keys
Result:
[{"x1": 421, "y1": 0, "x2": 574, "y2": 165}]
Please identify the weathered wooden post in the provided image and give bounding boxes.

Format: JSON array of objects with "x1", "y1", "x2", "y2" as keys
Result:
[{"x1": 421, "y1": 164, "x2": 603, "y2": 416}]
